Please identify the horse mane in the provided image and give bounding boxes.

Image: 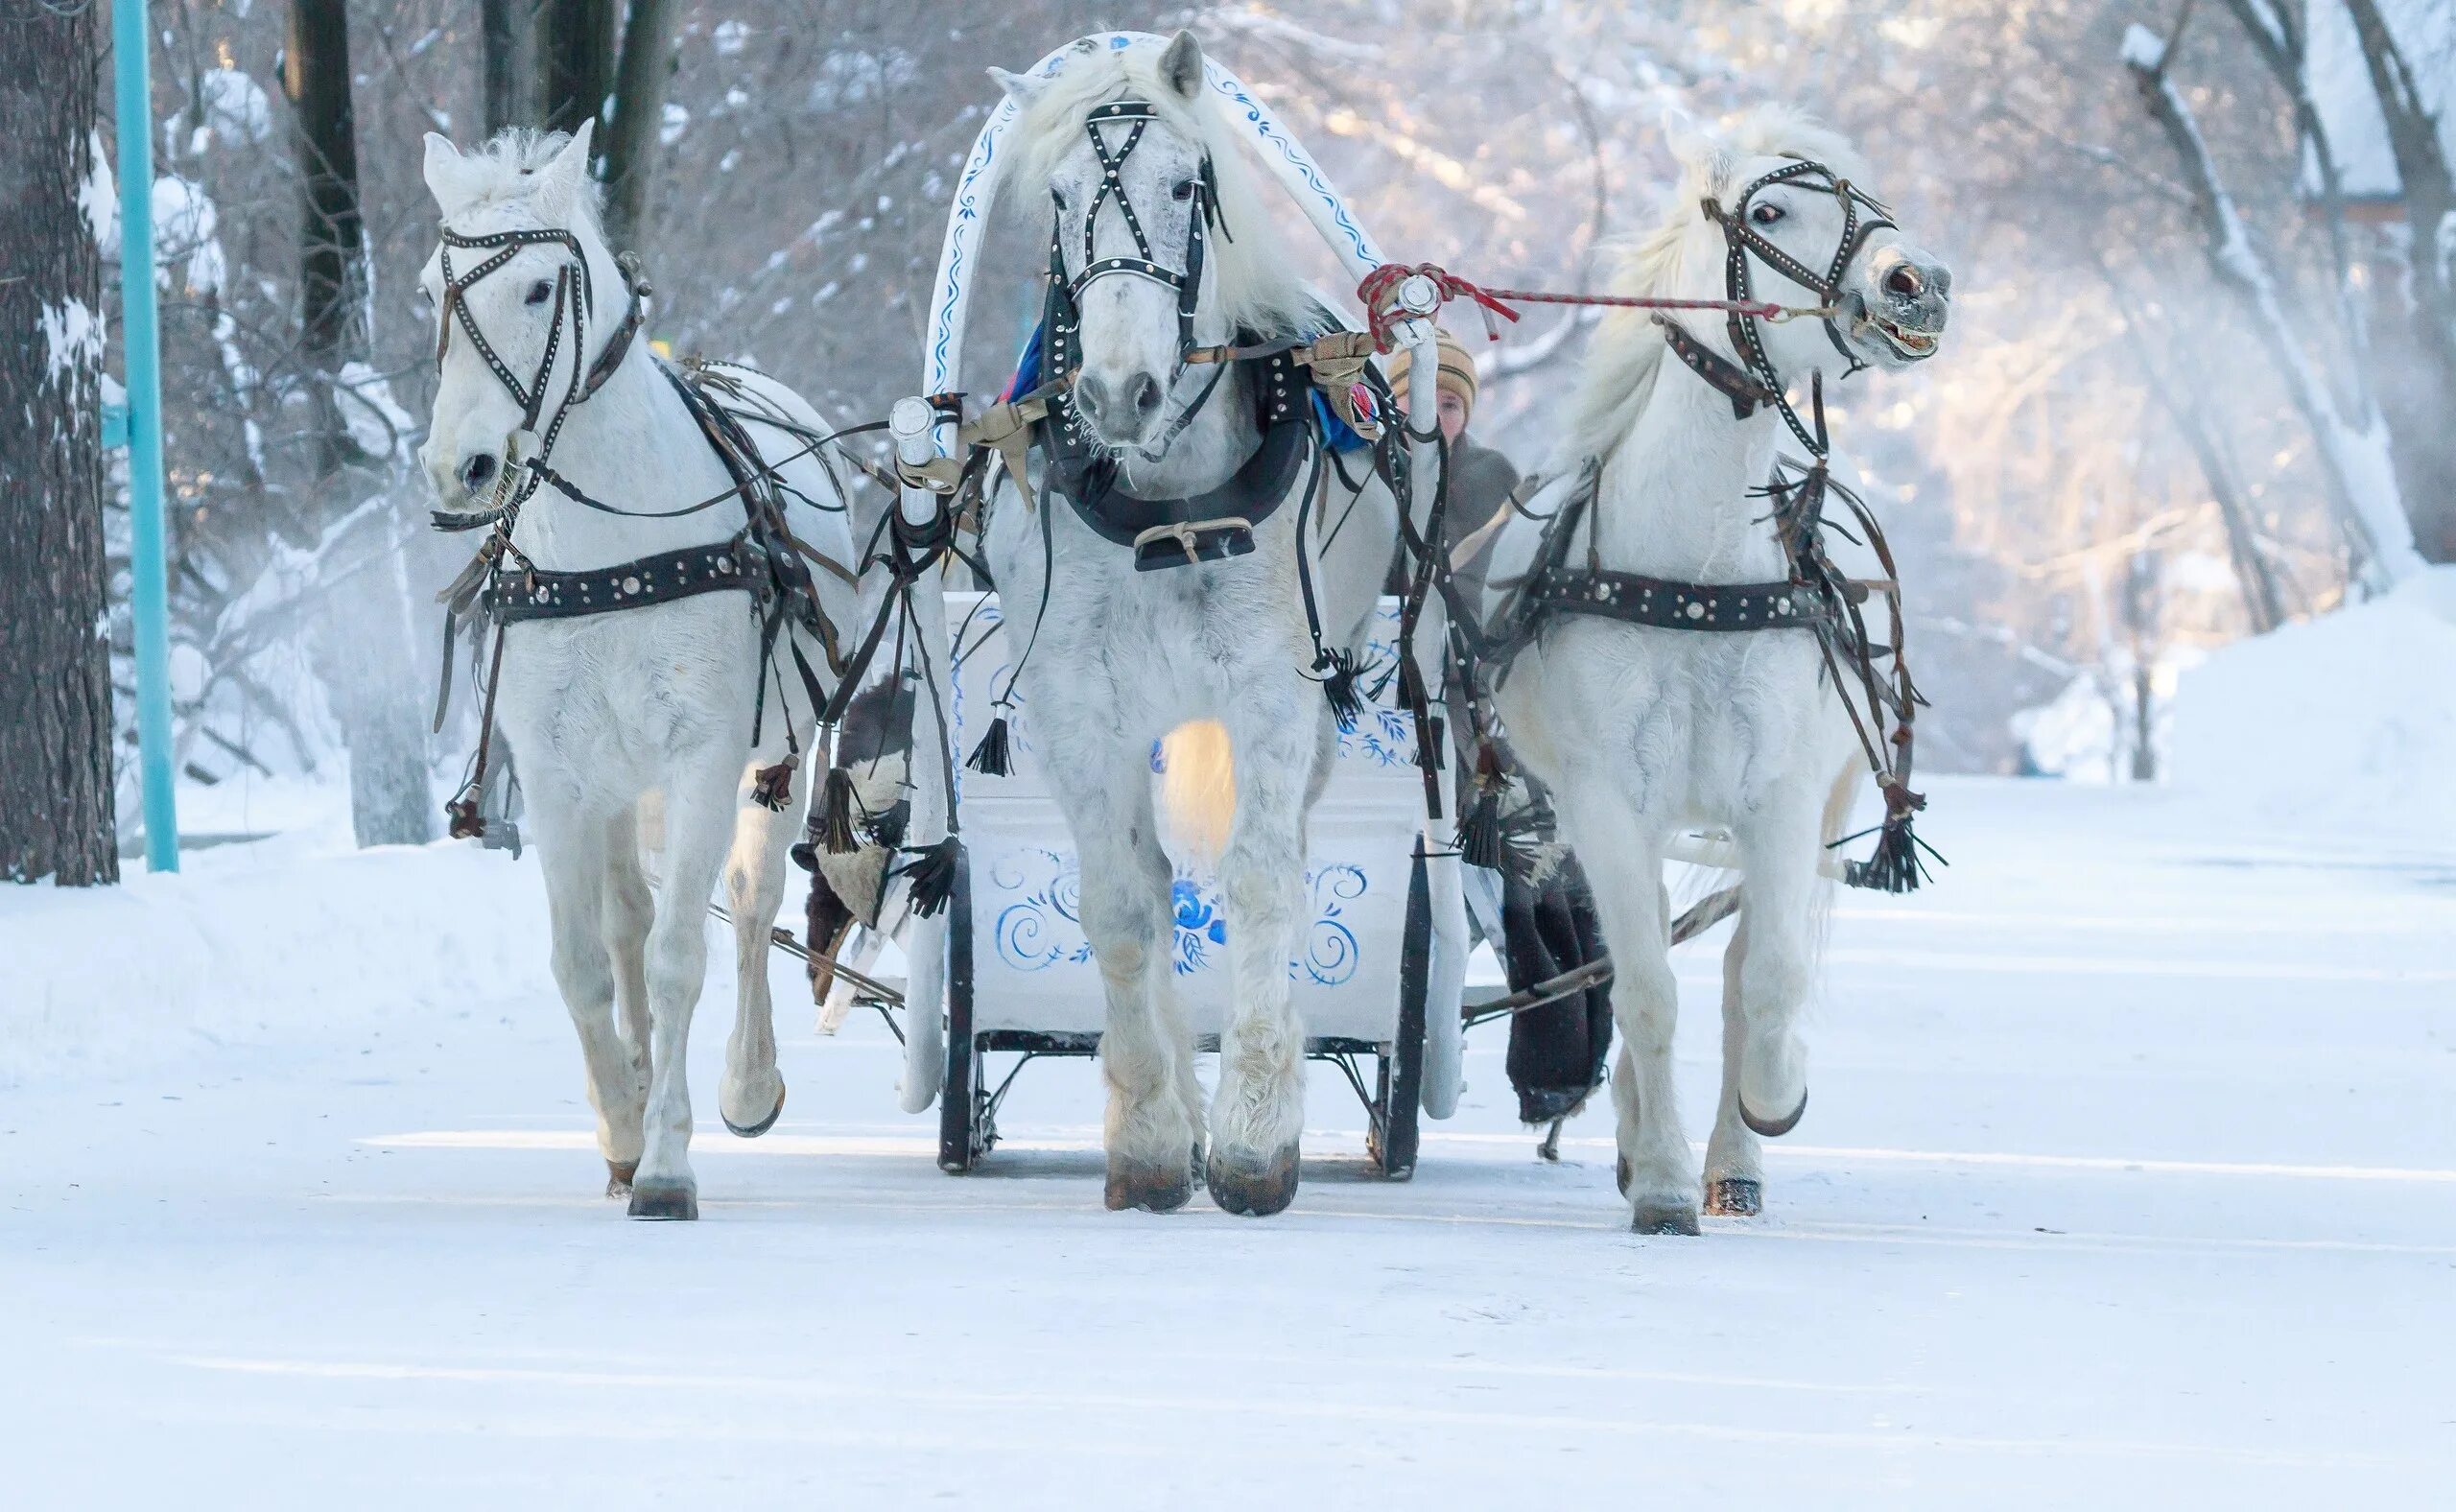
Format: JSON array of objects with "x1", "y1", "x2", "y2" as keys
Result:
[
  {"x1": 1558, "y1": 106, "x2": 1869, "y2": 466},
  {"x1": 452, "y1": 128, "x2": 609, "y2": 231},
  {"x1": 1004, "y1": 40, "x2": 1313, "y2": 340}
]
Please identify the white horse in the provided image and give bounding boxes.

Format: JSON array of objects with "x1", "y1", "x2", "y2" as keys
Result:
[
  {"x1": 980, "y1": 34, "x2": 1411, "y2": 1216},
  {"x1": 1476, "y1": 110, "x2": 1953, "y2": 1234},
  {"x1": 417, "y1": 124, "x2": 869, "y2": 1219}
]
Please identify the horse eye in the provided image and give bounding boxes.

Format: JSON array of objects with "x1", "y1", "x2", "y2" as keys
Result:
[
  {"x1": 1751, "y1": 202, "x2": 1785, "y2": 226},
  {"x1": 1171, "y1": 178, "x2": 1195, "y2": 201},
  {"x1": 1051, "y1": 188, "x2": 1069, "y2": 212},
  {"x1": 524, "y1": 278, "x2": 554, "y2": 306}
]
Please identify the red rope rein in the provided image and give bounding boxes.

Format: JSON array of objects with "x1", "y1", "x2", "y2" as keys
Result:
[{"x1": 1357, "y1": 261, "x2": 1801, "y2": 353}]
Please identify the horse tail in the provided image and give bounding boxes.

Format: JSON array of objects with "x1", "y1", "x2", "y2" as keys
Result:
[{"x1": 1160, "y1": 720, "x2": 1238, "y2": 864}]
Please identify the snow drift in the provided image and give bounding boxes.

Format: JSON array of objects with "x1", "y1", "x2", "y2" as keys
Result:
[
  {"x1": 0, "y1": 835, "x2": 555, "y2": 1087},
  {"x1": 2169, "y1": 566, "x2": 2456, "y2": 845}
]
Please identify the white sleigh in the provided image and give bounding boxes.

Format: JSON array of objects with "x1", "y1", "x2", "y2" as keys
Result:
[
  {"x1": 933, "y1": 593, "x2": 1446, "y2": 1173},
  {"x1": 860, "y1": 30, "x2": 1472, "y2": 1178}
]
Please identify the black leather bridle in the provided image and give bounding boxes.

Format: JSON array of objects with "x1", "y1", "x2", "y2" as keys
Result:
[
  {"x1": 431, "y1": 223, "x2": 647, "y2": 529},
  {"x1": 1650, "y1": 156, "x2": 1898, "y2": 460},
  {"x1": 1039, "y1": 99, "x2": 1235, "y2": 453}
]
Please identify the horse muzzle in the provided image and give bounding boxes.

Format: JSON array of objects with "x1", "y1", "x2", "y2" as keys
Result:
[{"x1": 1851, "y1": 247, "x2": 1951, "y2": 364}]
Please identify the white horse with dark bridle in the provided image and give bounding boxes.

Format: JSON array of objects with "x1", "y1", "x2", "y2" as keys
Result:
[
  {"x1": 1471, "y1": 110, "x2": 1953, "y2": 1234},
  {"x1": 916, "y1": 32, "x2": 1455, "y2": 1216},
  {"x1": 417, "y1": 123, "x2": 872, "y2": 1219}
]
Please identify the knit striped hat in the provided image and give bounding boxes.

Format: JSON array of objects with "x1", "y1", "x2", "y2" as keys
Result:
[{"x1": 1384, "y1": 326, "x2": 1478, "y2": 413}]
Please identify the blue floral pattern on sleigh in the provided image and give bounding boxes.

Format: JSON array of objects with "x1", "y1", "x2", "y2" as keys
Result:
[{"x1": 990, "y1": 849, "x2": 1366, "y2": 986}]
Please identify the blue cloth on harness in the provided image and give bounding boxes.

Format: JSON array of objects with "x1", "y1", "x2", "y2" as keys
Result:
[{"x1": 1001, "y1": 321, "x2": 1369, "y2": 453}]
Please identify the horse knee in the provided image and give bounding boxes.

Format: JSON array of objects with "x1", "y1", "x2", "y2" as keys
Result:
[{"x1": 1612, "y1": 962, "x2": 1681, "y2": 1054}]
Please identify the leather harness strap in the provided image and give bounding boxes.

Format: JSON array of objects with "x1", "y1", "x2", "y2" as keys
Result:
[{"x1": 1520, "y1": 567, "x2": 1831, "y2": 632}]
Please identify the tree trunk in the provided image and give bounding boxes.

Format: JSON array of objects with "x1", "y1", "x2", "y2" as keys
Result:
[
  {"x1": 538, "y1": 0, "x2": 617, "y2": 143},
  {"x1": 480, "y1": 0, "x2": 530, "y2": 136},
  {"x1": 601, "y1": 0, "x2": 677, "y2": 250},
  {"x1": 288, "y1": 0, "x2": 364, "y2": 378},
  {"x1": 0, "y1": 1, "x2": 115, "y2": 885},
  {"x1": 287, "y1": 0, "x2": 433, "y2": 847}
]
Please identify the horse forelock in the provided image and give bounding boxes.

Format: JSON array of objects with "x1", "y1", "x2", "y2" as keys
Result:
[
  {"x1": 1006, "y1": 41, "x2": 1311, "y2": 340},
  {"x1": 443, "y1": 128, "x2": 609, "y2": 235}
]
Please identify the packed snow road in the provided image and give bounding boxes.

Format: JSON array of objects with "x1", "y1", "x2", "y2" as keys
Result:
[{"x1": 3, "y1": 779, "x2": 2450, "y2": 1507}]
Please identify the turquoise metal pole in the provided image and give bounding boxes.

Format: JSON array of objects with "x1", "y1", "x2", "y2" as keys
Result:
[{"x1": 113, "y1": 0, "x2": 178, "y2": 873}]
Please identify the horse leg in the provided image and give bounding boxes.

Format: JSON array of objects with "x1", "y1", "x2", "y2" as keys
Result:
[
  {"x1": 626, "y1": 756, "x2": 738, "y2": 1220},
  {"x1": 1703, "y1": 916, "x2": 1765, "y2": 1217},
  {"x1": 717, "y1": 785, "x2": 793, "y2": 1138},
  {"x1": 1728, "y1": 796, "x2": 1822, "y2": 1142},
  {"x1": 533, "y1": 800, "x2": 648, "y2": 1197},
  {"x1": 1049, "y1": 742, "x2": 1196, "y2": 1213},
  {"x1": 1206, "y1": 704, "x2": 1314, "y2": 1217},
  {"x1": 1564, "y1": 783, "x2": 1694, "y2": 1233}
]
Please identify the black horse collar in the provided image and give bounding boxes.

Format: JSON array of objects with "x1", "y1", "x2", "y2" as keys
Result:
[{"x1": 1039, "y1": 343, "x2": 1311, "y2": 571}]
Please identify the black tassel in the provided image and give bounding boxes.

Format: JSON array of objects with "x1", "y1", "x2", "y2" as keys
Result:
[
  {"x1": 965, "y1": 712, "x2": 1014, "y2": 777},
  {"x1": 1458, "y1": 788, "x2": 1505, "y2": 871},
  {"x1": 815, "y1": 765, "x2": 861, "y2": 855},
  {"x1": 750, "y1": 758, "x2": 797, "y2": 813},
  {"x1": 1842, "y1": 813, "x2": 1924, "y2": 893},
  {"x1": 863, "y1": 796, "x2": 911, "y2": 853},
  {"x1": 1838, "y1": 784, "x2": 1939, "y2": 893},
  {"x1": 1455, "y1": 742, "x2": 1507, "y2": 871},
  {"x1": 898, "y1": 835, "x2": 962, "y2": 919},
  {"x1": 1317, "y1": 649, "x2": 1365, "y2": 732}
]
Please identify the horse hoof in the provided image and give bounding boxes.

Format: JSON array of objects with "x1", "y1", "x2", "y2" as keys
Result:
[
  {"x1": 723, "y1": 1082, "x2": 787, "y2": 1139},
  {"x1": 1206, "y1": 1144, "x2": 1300, "y2": 1217},
  {"x1": 626, "y1": 1182, "x2": 698, "y2": 1221},
  {"x1": 1631, "y1": 1201, "x2": 1702, "y2": 1236},
  {"x1": 1615, "y1": 1156, "x2": 1631, "y2": 1196},
  {"x1": 1104, "y1": 1160, "x2": 1193, "y2": 1214},
  {"x1": 1739, "y1": 1088, "x2": 1807, "y2": 1139},
  {"x1": 1705, "y1": 1177, "x2": 1763, "y2": 1217},
  {"x1": 604, "y1": 1160, "x2": 639, "y2": 1199}
]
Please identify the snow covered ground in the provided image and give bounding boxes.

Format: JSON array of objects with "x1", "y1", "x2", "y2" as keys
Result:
[{"x1": 4, "y1": 776, "x2": 2452, "y2": 1507}]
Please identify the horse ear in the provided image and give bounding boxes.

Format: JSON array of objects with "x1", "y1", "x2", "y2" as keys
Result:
[
  {"x1": 1159, "y1": 30, "x2": 1205, "y2": 101},
  {"x1": 422, "y1": 131, "x2": 486, "y2": 215},
  {"x1": 987, "y1": 67, "x2": 1043, "y2": 110},
  {"x1": 533, "y1": 119, "x2": 598, "y2": 217}
]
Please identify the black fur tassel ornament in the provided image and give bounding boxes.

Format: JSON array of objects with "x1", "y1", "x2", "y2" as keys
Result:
[
  {"x1": 750, "y1": 757, "x2": 797, "y2": 813},
  {"x1": 1837, "y1": 783, "x2": 1939, "y2": 893},
  {"x1": 1455, "y1": 741, "x2": 1508, "y2": 871},
  {"x1": 863, "y1": 796, "x2": 911, "y2": 854},
  {"x1": 898, "y1": 835, "x2": 962, "y2": 918},
  {"x1": 965, "y1": 709, "x2": 1014, "y2": 777},
  {"x1": 815, "y1": 765, "x2": 862, "y2": 855},
  {"x1": 1315, "y1": 649, "x2": 1365, "y2": 732}
]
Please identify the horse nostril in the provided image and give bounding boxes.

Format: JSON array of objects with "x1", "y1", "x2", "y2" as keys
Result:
[
  {"x1": 1884, "y1": 264, "x2": 1924, "y2": 298},
  {"x1": 1127, "y1": 373, "x2": 1162, "y2": 420},
  {"x1": 460, "y1": 453, "x2": 498, "y2": 493},
  {"x1": 1074, "y1": 374, "x2": 1110, "y2": 421}
]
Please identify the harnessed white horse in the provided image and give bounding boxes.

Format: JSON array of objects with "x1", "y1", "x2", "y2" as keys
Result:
[
  {"x1": 417, "y1": 125, "x2": 872, "y2": 1219},
  {"x1": 883, "y1": 32, "x2": 1463, "y2": 1217},
  {"x1": 1472, "y1": 110, "x2": 1953, "y2": 1234}
]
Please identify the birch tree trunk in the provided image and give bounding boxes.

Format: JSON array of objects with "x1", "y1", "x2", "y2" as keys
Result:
[{"x1": 0, "y1": 1, "x2": 116, "y2": 885}]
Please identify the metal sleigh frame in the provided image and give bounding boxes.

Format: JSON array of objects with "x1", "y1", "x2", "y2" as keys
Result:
[{"x1": 871, "y1": 32, "x2": 1471, "y2": 1177}]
